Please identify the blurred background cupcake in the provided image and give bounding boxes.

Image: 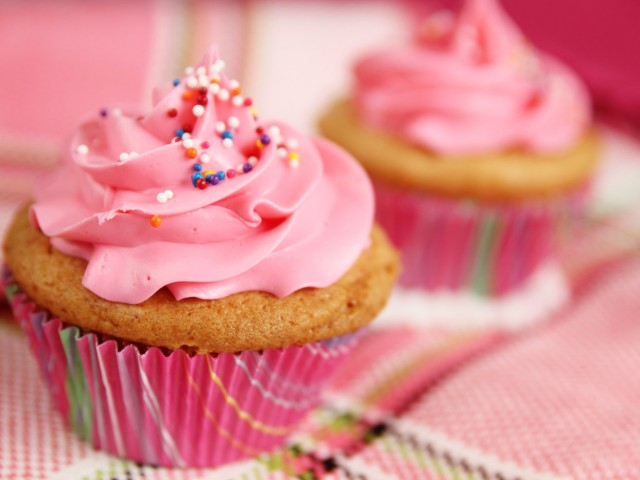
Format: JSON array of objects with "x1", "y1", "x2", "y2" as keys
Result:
[{"x1": 319, "y1": 0, "x2": 599, "y2": 296}]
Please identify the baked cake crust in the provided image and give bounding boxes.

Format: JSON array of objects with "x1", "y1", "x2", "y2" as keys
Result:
[
  {"x1": 319, "y1": 100, "x2": 599, "y2": 202},
  {"x1": 4, "y1": 205, "x2": 399, "y2": 353}
]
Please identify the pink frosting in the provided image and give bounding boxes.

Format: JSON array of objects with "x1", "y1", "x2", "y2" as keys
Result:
[
  {"x1": 31, "y1": 47, "x2": 373, "y2": 304},
  {"x1": 353, "y1": 0, "x2": 591, "y2": 155}
]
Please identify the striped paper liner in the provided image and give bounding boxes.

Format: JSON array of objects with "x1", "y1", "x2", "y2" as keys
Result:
[
  {"x1": 1, "y1": 269, "x2": 360, "y2": 468},
  {"x1": 374, "y1": 181, "x2": 587, "y2": 296}
]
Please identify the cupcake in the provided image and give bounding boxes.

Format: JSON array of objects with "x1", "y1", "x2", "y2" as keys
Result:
[
  {"x1": 1, "y1": 47, "x2": 398, "y2": 468},
  {"x1": 319, "y1": 0, "x2": 598, "y2": 296}
]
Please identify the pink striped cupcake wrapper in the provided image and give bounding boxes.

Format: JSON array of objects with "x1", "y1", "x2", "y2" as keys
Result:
[
  {"x1": 1, "y1": 268, "x2": 360, "y2": 468},
  {"x1": 374, "y1": 181, "x2": 587, "y2": 296}
]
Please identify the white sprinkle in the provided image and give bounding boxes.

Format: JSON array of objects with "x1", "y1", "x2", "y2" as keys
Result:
[
  {"x1": 268, "y1": 126, "x2": 281, "y2": 137},
  {"x1": 215, "y1": 121, "x2": 226, "y2": 133},
  {"x1": 156, "y1": 192, "x2": 168, "y2": 203},
  {"x1": 286, "y1": 138, "x2": 299, "y2": 149},
  {"x1": 129, "y1": 151, "x2": 139, "y2": 158},
  {"x1": 229, "y1": 79, "x2": 240, "y2": 90},
  {"x1": 185, "y1": 66, "x2": 194, "y2": 75},
  {"x1": 192, "y1": 104, "x2": 205, "y2": 117},
  {"x1": 182, "y1": 139, "x2": 194, "y2": 149},
  {"x1": 218, "y1": 89, "x2": 230, "y2": 102},
  {"x1": 289, "y1": 159, "x2": 300, "y2": 169},
  {"x1": 198, "y1": 75, "x2": 208, "y2": 88},
  {"x1": 248, "y1": 156, "x2": 258, "y2": 166},
  {"x1": 165, "y1": 189, "x2": 174, "y2": 199},
  {"x1": 236, "y1": 164, "x2": 244, "y2": 173},
  {"x1": 186, "y1": 76, "x2": 198, "y2": 89},
  {"x1": 232, "y1": 95, "x2": 244, "y2": 107},
  {"x1": 119, "y1": 152, "x2": 130, "y2": 162},
  {"x1": 196, "y1": 66, "x2": 206, "y2": 76},
  {"x1": 208, "y1": 83, "x2": 220, "y2": 94},
  {"x1": 227, "y1": 116, "x2": 240, "y2": 129},
  {"x1": 181, "y1": 132, "x2": 192, "y2": 140},
  {"x1": 212, "y1": 59, "x2": 226, "y2": 72},
  {"x1": 222, "y1": 138, "x2": 233, "y2": 148},
  {"x1": 200, "y1": 153, "x2": 211, "y2": 164},
  {"x1": 76, "y1": 144, "x2": 89, "y2": 155},
  {"x1": 112, "y1": 108, "x2": 122, "y2": 116},
  {"x1": 277, "y1": 147, "x2": 288, "y2": 158}
]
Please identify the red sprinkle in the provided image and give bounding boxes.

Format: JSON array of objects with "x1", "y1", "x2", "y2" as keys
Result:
[
  {"x1": 226, "y1": 169, "x2": 237, "y2": 179},
  {"x1": 196, "y1": 178, "x2": 207, "y2": 189},
  {"x1": 244, "y1": 98, "x2": 253, "y2": 107},
  {"x1": 201, "y1": 141, "x2": 210, "y2": 149},
  {"x1": 167, "y1": 108, "x2": 178, "y2": 118}
]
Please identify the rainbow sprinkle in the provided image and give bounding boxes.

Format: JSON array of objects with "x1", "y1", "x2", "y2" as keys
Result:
[{"x1": 91, "y1": 57, "x2": 302, "y2": 228}]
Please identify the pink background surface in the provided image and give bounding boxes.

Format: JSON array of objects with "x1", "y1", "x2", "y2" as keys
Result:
[
  {"x1": 0, "y1": 2, "x2": 154, "y2": 139},
  {"x1": 2, "y1": 0, "x2": 638, "y2": 158}
]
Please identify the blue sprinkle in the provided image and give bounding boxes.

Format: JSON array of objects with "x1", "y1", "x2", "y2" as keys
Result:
[
  {"x1": 176, "y1": 128, "x2": 185, "y2": 138},
  {"x1": 173, "y1": 79, "x2": 180, "y2": 87},
  {"x1": 191, "y1": 172, "x2": 204, "y2": 186},
  {"x1": 193, "y1": 164, "x2": 202, "y2": 172},
  {"x1": 217, "y1": 171, "x2": 225, "y2": 180},
  {"x1": 222, "y1": 130, "x2": 234, "y2": 140},
  {"x1": 205, "y1": 174, "x2": 215, "y2": 183},
  {"x1": 243, "y1": 163, "x2": 252, "y2": 173}
]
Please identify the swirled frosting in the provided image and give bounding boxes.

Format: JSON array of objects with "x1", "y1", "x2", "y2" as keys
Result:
[
  {"x1": 31, "y1": 47, "x2": 373, "y2": 304},
  {"x1": 353, "y1": 0, "x2": 591, "y2": 155}
]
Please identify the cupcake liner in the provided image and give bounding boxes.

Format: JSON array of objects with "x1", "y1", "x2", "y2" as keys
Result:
[
  {"x1": 374, "y1": 181, "x2": 586, "y2": 296},
  {"x1": 1, "y1": 268, "x2": 360, "y2": 468},
  {"x1": 0, "y1": 272, "x2": 17, "y2": 317}
]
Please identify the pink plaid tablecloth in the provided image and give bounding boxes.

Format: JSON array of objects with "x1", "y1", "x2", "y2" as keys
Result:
[{"x1": 3, "y1": 2, "x2": 640, "y2": 479}]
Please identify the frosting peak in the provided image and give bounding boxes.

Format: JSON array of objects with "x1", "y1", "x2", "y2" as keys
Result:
[
  {"x1": 353, "y1": 0, "x2": 591, "y2": 155},
  {"x1": 32, "y1": 47, "x2": 374, "y2": 304}
]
